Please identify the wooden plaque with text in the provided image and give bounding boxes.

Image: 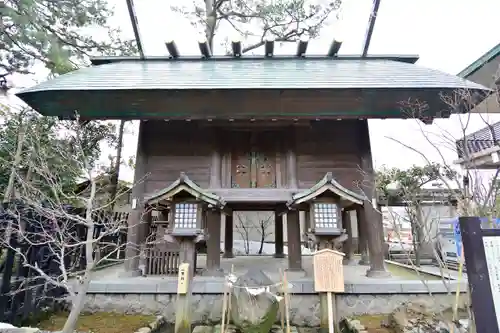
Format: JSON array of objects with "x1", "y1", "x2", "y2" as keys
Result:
[{"x1": 313, "y1": 249, "x2": 345, "y2": 293}]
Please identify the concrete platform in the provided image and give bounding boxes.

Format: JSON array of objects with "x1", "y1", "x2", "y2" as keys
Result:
[
  {"x1": 86, "y1": 255, "x2": 467, "y2": 295},
  {"x1": 81, "y1": 255, "x2": 469, "y2": 324}
]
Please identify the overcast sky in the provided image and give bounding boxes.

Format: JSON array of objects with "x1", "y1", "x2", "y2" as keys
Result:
[{"x1": 4, "y1": 0, "x2": 500, "y2": 183}]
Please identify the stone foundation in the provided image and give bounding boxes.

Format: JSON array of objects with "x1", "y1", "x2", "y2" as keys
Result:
[{"x1": 83, "y1": 293, "x2": 467, "y2": 327}]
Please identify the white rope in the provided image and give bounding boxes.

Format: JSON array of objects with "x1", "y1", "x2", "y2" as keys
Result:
[{"x1": 224, "y1": 274, "x2": 294, "y2": 291}]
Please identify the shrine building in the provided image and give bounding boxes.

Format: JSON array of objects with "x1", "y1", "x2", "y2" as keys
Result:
[{"x1": 16, "y1": 39, "x2": 489, "y2": 278}]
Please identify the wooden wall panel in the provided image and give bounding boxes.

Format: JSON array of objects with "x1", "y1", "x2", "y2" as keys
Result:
[
  {"x1": 141, "y1": 120, "x2": 365, "y2": 195},
  {"x1": 143, "y1": 121, "x2": 212, "y2": 194},
  {"x1": 295, "y1": 120, "x2": 363, "y2": 190}
]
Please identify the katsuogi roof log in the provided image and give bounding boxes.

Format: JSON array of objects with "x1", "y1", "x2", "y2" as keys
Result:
[{"x1": 17, "y1": 56, "x2": 491, "y2": 120}]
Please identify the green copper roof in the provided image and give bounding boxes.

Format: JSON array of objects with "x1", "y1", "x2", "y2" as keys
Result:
[
  {"x1": 457, "y1": 42, "x2": 500, "y2": 79},
  {"x1": 287, "y1": 172, "x2": 364, "y2": 207},
  {"x1": 145, "y1": 172, "x2": 225, "y2": 208},
  {"x1": 16, "y1": 56, "x2": 491, "y2": 119},
  {"x1": 20, "y1": 57, "x2": 487, "y2": 92}
]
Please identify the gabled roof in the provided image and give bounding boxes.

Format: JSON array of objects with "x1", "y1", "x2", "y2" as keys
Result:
[
  {"x1": 458, "y1": 42, "x2": 500, "y2": 79},
  {"x1": 287, "y1": 172, "x2": 365, "y2": 208},
  {"x1": 314, "y1": 248, "x2": 345, "y2": 257},
  {"x1": 17, "y1": 56, "x2": 490, "y2": 120},
  {"x1": 455, "y1": 120, "x2": 500, "y2": 158},
  {"x1": 145, "y1": 172, "x2": 225, "y2": 208},
  {"x1": 75, "y1": 174, "x2": 131, "y2": 194},
  {"x1": 19, "y1": 57, "x2": 485, "y2": 93}
]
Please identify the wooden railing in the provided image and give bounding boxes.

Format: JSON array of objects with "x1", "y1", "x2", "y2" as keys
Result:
[
  {"x1": 145, "y1": 248, "x2": 180, "y2": 275},
  {"x1": 144, "y1": 221, "x2": 198, "y2": 275}
]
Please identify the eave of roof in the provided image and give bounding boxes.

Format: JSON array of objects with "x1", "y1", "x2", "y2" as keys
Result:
[
  {"x1": 457, "y1": 42, "x2": 500, "y2": 79},
  {"x1": 145, "y1": 172, "x2": 226, "y2": 208},
  {"x1": 455, "y1": 120, "x2": 500, "y2": 158},
  {"x1": 18, "y1": 57, "x2": 488, "y2": 93},
  {"x1": 287, "y1": 172, "x2": 364, "y2": 207},
  {"x1": 16, "y1": 55, "x2": 491, "y2": 120}
]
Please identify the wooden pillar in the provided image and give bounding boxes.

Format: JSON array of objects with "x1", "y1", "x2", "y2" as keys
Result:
[
  {"x1": 223, "y1": 214, "x2": 234, "y2": 258},
  {"x1": 209, "y1": 129, "x2": 222, "y2": 188},
  {"x1": 209, "y1": 150, "x2": 222, "y2": 188},
  {"x1": 286, "y1": 210, "x2": 302, "y2": 271},
  {"x1": 342, "y1": 209, "x2": 356, "y2": 265},
  {"x1": 286, "y1": 130, "x2": 298, "y2": 188},
  {"x1": 286, "y1": 150, "x2": 298, "y2": 188},
  {"x1": 357, "y1": 207, "x2": 370, "y2": 266},
  {"x1": 206, "y1": 210, "x2": 222, "y2": 273},
  {"x1": 274, "y1": 212, "x2": 285, "y2": 258},
  {"x1": 137, "y1": 208, "x2": 152, "y2": 275},
  {"x1": 123, "y1": 120, "x2": 148, "y2": 277},
  {"x1": 351, "y1": 211, "x2": 360, "y2": 254},
  {"x1": 140, "y1": 208, "x2": 152, "y2": 244},
  {"x1": 179, "y1": 239, "x2": 196, "y2": 278},
  {"x1": 304, "y1": 210, "x2": 311, "y2": 249},
  {"x1": 358, "y1": 120, "x2": 390, "y2": 277},
  {"x1": 304, "y1": 210, "x2": 311, "y2": 232}
]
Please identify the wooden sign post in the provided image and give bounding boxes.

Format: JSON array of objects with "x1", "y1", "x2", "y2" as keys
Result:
[
  {"x1": 459, "y1": 217, "x2": 500, "y2": 333},
  {"x1": 313, "y1": 249, "x2": 345, "y2": 333},
  {"x1": 175, "y1": 263, "x2": 192, "y2": 333}
]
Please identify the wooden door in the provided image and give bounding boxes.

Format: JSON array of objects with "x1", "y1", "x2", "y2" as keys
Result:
[
  {"x1": 229, "y1": 131, "x2": 277, "y2": 188},
  {"x1": 231, "y1": 152, "x2": 276, "y2": 188},
  {"x1": 255, "y1": 152, "x2": 276, "y2": 188},
  {"x1": 231, "y1": 152, "x2": 251, "y2": 188}
]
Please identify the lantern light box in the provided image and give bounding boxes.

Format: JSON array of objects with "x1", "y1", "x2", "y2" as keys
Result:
[
  {"x1": 311, "y1": 201, "x2": 342, "y2": 235},
  {"x1": 174, "y1": 203, "x2": 198, "y2": 229},
  {"x1": 171, "y1": 201, "x2": 203, "y2": 236}
]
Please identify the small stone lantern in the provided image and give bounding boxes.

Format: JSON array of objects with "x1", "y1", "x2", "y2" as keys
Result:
[
  {"x1": 145, "y1": 172, "x2": 226, "y2": 277},
  {"x1": 287, "y1": 172, "x2": 365, "y2": 250}
]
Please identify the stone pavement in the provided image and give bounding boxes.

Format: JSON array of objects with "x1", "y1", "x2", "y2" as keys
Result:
[
  {"x1": 90, "y1": 255, "x2": 390, "y2": 283},
  {"x1": 93, "y1": 255, "x2": 464, "y2": 283}
]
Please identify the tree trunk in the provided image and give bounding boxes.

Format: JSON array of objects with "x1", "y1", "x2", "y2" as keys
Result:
[
  {"x1": 3, "y1": 116, "x2": 25, "y2": 204},
  {"x1": 62, "y1": 175, "x2": 97, "y2": 333},
  {"x1": 61, "y1": 274, "x2": 91, "y2": 333},
  {"x1": 109, "y1": 120, "x2": 125, "y2": 211},
  {"x1": 204, "y1": 0, "x2": 216, "y2": 50},
  {"x1": 258, "y1": 222, "x2": 265, "y2": 255},
  {"x1": 245, "y1": 232, "x2": 250, "y2": 254},
  {"x1": 410, "y1": 207, "x2": 422, "y2": 267},
  {"x1": 416, "y1": 205, "x2": 426, "y2": 267}
]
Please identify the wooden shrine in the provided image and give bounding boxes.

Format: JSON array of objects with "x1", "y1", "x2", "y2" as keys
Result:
[{"x1": 16, "y1": 38, "x2": 489, "y2": 278}]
